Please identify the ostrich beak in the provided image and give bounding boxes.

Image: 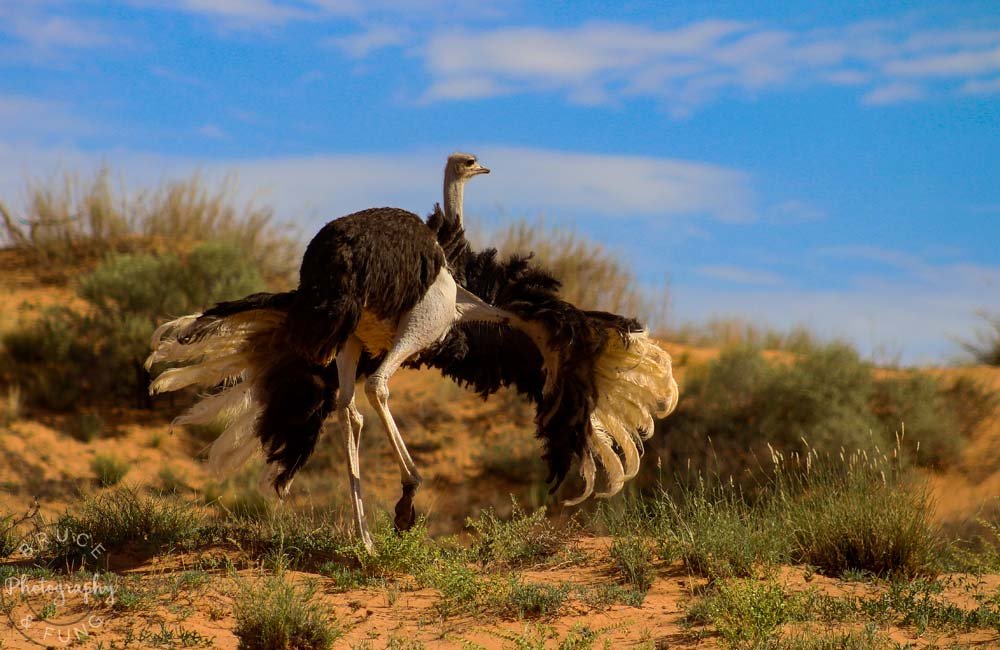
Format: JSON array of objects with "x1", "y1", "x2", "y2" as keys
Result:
[{"x1": 473, "y1": 164, "x2": 490, "y2": 175}]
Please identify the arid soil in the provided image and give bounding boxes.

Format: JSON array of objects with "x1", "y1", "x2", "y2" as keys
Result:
[{"x1": 3, "y1": 251, "x2": 1000, "y2": 648}]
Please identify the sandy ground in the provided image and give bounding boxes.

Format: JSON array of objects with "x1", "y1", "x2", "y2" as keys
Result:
[{"x1": 3, "y1": 249, "x2": 1000, "y2": 648}]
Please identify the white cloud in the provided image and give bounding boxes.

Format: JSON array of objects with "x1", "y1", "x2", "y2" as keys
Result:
[
  {"x1": 675, "y1": 259, "x2": 1000, "y2": 364},
  {"x1": 961, "y1": 76, "x2": 1000, "y2": 95},
  {"x1": 196, "y1": 124, "x2": 227, "y2": 139},
  {"x1": 416, "y1": 18, "x2": 1000, "y2": 113},
  {"x1": 130, "y1": 0, "x2": 504, "y2": 29},
  {"x1": 0, "y1": 95, "x2": 92, "y2": 138},
  {"x1": 770, "y1": 200, "x2": 827, "y2": 223},
  {"x1": 0, "y1": 2, "x2": 112, "y2": 56},
  {"x1": 0, "y1": 143, "x2": 755, "y2": 230},
  {"x1": 131, "y1": 0, "x2": 315, "y2": 27},
  {"x1": 677, "y1": 247, "x2": 1000, "y2": 363},
  {"x1": 696, "y1": 265, "x2": 784, "y2": 286},
  {"x1": 327, "y1": 25, "x2": 409, "y2": 57},
  {"x1": 861, "y1": 82, "x2": 925, "y2": 105}
]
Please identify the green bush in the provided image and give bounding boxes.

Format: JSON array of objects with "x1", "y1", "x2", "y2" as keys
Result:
[
  {"x1": 234, "y1": 574, "x2": 339, "y2": 650},
  {"x1": 1, "y1": 169, "x2": 298, "y2": 284},
  {"x1": 657, "y1": 342, "x2": 974, "y2": 482},
  {"x1": 55, "y1": 487, "x2": 204, "y2": 561},
  {"x1": 4, "y1": 240, "x2": 264, "y2": 410},
  {"x1": 961, "y1": 312, "x2": 1000, "y2": 366},
  {"x1": 92, "y1": 454, "x2": 129, "y2": 487},
  {"x1": 466, "y1": 501, "x2": 572, "y2": 568},
  {"x1": 643, "y1": 440, "x2": 941, "y2": 580},
  {"x1": 781, "y1": 449, "x2": 940, "y2": 578},
  {"x1": 652, "y1": 481, "x2": 786, "y2": 581},
  {"x1": 687, "y1": 577, "x2": 808, "y2": 648}
]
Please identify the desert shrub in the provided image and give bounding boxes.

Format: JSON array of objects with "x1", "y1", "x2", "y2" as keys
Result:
[
  {"x1": 669, "y1": 317, "x2": 820, "y2": 352},
  {"x1": 687, "y1": 577, "x2": 808, "y2": 648},
  {"x1": 657, "y1": 342, "x2": 972, "y2": 483},
  {"x1": 91, "y1": 454, "x2": 129, "y2": 487},
  {"x1": 55, "y1": 487, "x2": 204, "y2": 561},
  {"x1": 4, "y1": 240, "x2": 264, "y2": 410},
  {"x1": 484, "y1": 575, "x2": 570, "y2": 619},
  {"x1": 870, "y1": 374, "x2": 962, "y2": 467},
  {"x1": 1, "y1": 168, "x2": 298, "y2": 285},
  {"x1": 234, "y1": 573, "x2": 339, "y2": 650},
  {"x1": 652, "y1": 481, "x2": 786, "y2": 580},
  {"x1": 466, "y1": 501, "x2": 573, "y2": 568},
  {"x1": 940, "y1": 375, "x2": 999, "y2": 439},
  {"x1": 960, "y1": 311, "x2": 1000, "y2": 366},
  {"x1": 781, "y1": 448, "x2": 941, "y2": 578}
]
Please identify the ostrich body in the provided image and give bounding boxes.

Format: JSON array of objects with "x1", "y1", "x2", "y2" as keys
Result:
[{"x1": 147, "y1": 153, "x2": 678, "y2": 552}]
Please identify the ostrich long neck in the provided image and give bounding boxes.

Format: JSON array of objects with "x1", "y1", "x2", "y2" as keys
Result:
[{"x1": 443, "y1": 171, "x2": 466, "y2": 227}]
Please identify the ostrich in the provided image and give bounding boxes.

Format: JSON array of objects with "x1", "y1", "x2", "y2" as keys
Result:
[{"x1": 147, "y1": 153, "x2": 678, "y2": 552}]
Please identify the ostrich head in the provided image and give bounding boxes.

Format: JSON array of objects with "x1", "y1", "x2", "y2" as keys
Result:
[
  {"x1": 443, "y1": 152, "x2": 489, "y2": 227},
  {"x1": 446, "y1": 152, "x2": 490, "y2": 181}
]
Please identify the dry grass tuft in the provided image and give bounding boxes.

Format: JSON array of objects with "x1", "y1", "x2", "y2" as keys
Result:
[{"x1": 1, "y1": 167, "x2": 299, "y2": 285}]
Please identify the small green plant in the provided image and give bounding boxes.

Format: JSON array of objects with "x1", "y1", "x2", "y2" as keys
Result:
[
  {"x1": 55, "y1": 487, "x2": 203, "y2": 561},
  {"x1": 92, "y1": 454, "x2": 129, "y2": 487},
  {"x1": 609, "y1": 534, "x2": 655, "y2": 594},
  {"x1": 485, "y1": 575, "x2": 570, "y2": 619},
  {"x1": 652, "y1": 481, "x2": 785, "y2": 581},
  {"x1": 234, "y1": 573, "x2": 340, "y2": 650},
  {"x1": 467, "y1": 501, "x2": 573, "y2": 567},
  {"x1": 157, "y1": 466, "x2": 187, "y2": 493},
  {"x1": 73, "y1": 412, "x2": 104, "y2": 442},
  {"x1": 687, "y1": 577, "x2": 807, "y2": 647}
]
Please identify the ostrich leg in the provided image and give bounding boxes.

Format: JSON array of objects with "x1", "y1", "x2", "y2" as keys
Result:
[
  {"x1": 335, "y1": 336, "x2": 374, "y2": 552},
  {"x1": 365, "y1": 268, "x2": 458, "y2": 532}
]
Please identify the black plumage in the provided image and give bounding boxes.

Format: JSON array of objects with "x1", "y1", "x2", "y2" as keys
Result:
[
  {"x1": 286, "y1": 207, "x2": 445, "y2": 365},
  {"x1": 421, "y1": 205, "x2": 642, "y2": 489}
]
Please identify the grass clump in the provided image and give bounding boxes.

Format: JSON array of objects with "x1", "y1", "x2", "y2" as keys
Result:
[
  {"x1": 91, "y1": 454, "x2": 129, "y2": 487},
  {"x1": 0, "y1": 168, "x2": 298, "y2": 284},
  {"x1": 782, "y1": 449, "x2": 940, "y2": 578},
  {"x1": 467, "y1": 501, "x2": 573, "y2": 567},
  {"x1": 644, "y1": 439, "x2": 940, "y2": 580},
  {"x1": 652, "y1": 482, "x2": 785, "y2": 581},
  {"x1": 4, "y1": 239, "x2": 265, "y2": 410},
  {"x1": 686, "y1": 577, "x2": 808, "y2": 648},
  {"x1": 609, "y1": 534, "x2": 655, "y2": 594},
  {"x1": 485, "y1": 575, "x2": 570, "y2": 619},
  {"x1": 215, "y1": 507, "x2": 351, "y2": 569},
  {"x1": 658, "y1": 342, "x2": 974, "y2": 487},
  {"x1": 55, "y1": 487, "x2": 203, "y2": 561},
  {"x1": 234, "y1": 573, "x2": 339, "y2": 650}
]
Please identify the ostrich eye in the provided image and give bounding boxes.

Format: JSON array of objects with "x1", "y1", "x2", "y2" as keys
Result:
[{"x1": 464, "y1": 159, "x2": 474, "y2": 167}]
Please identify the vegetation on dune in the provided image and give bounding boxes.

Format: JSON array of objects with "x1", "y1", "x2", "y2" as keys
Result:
[
  {"x1": 961, "y1": 311, "x2": 1000, "y2": 366},
  {"x1": 3, "y1": 239, "x2": 265, "y2": 410},
  {"x1": 234, "y1": 569, "x2": 340, "y2": 650},
  {"x1": 656, "y1": 343, "x2": 994, "y2": 479},
  {"x1": 2, "y1": 171, "x2": 1000, "y2": 646},
  {"x1": 0, "y1": 168, "x2": 298, "y2": 284}
]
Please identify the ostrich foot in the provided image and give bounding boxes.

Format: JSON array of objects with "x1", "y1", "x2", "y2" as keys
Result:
[{"x1": 394, "y1": 484, "x2": 418, "y2": 532}]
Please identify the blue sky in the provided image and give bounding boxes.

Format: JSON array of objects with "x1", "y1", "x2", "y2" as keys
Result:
[{"x1": 1, "y1": 1, "x2": 998, "y2": 363}]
